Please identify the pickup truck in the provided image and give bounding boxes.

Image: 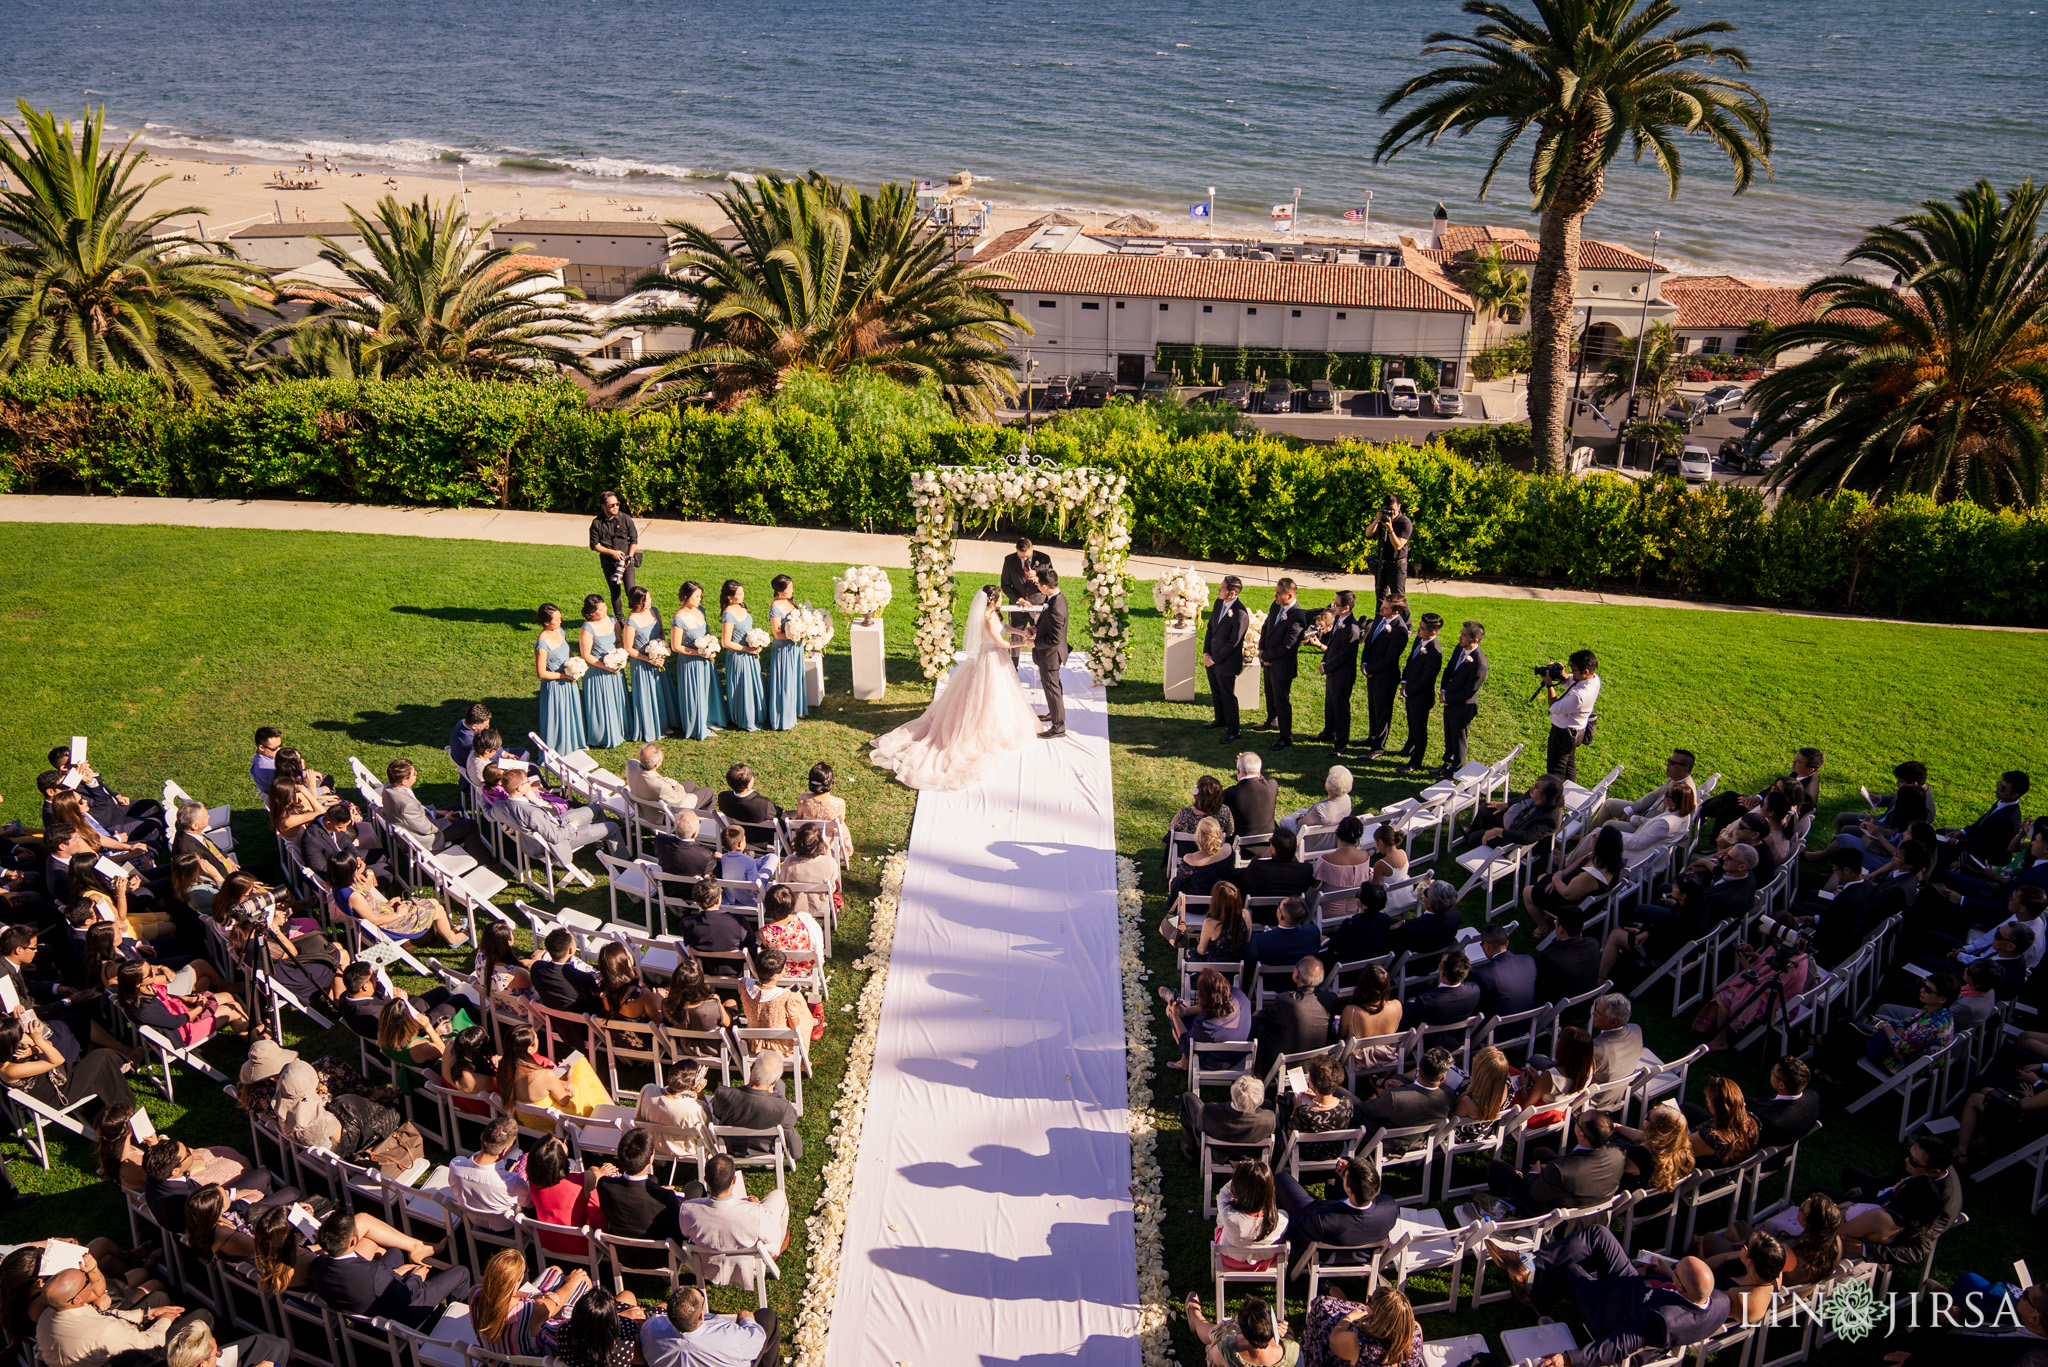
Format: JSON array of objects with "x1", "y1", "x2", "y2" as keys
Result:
[{"x1": 1386, "y1": 378, "x2": 1421, "y2": 414}]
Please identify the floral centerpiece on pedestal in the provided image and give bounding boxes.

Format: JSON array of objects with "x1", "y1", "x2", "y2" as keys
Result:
[
  {"x1": 831, "y1": 566, "x2": 894, "y2": 625},
  {"x1": 1151, "y1": 567, "x2": 1209, "y2": 630}
]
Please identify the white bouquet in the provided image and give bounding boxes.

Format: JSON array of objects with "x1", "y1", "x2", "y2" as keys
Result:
[
  {"x1": 643, "y1": 639, "x2": 670, "y2": 666},
  {"x1": 698, "y1": 635, "x2": 722, "y2": 657},
  {"x1": 601, "y1": 648, "x2": 629, "y2": 671},
  {"x1": 1152, "y1": 567, "x2": 1209, "y2": 628},
  {"x1": 743, "y1": 628, "x2": 772, "y2": 651},
  {"x1": 561, "y1": 657, "x2": 589, "y2": 681},
  {"x1": 832, "y1": 565, "x2": 894, "y2": 624},
  {"x1": 790, "y1": 603, "x2": 836, "y2": 658}
]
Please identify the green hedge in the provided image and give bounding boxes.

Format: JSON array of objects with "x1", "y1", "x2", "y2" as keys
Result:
[{"x1": 3, "y1": 371, "x2": 2045, "y2": 626}]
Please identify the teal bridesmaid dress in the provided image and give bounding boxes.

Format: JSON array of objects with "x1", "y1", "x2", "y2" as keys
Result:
[
  {"x1": 670, "y1": 616, "x2": 722, "y2": 740},
  {"x1": 764, "y1": 600, "x2": 808, "y2": 731},
  {"x1": 537, "y1": 635, "x2": 588, "y2": 755},
  {"x1": 721, "y1": 608, "x2": 765, "y2": 732},
  {"x1": 582, "y1": 621, "x2": 628, "y2": 749},
  {"x1": 627, "y1": 613, "x2": 672, "y2": 743}
]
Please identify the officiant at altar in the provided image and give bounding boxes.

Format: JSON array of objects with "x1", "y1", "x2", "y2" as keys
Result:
[{"x1": 1000, "y1": 536, "x2": 1052, "y2": 666}]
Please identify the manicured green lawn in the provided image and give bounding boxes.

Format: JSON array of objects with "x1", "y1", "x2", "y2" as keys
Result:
[{"x1": 2, "y1": 522, "x2": 2042, "y2": 1366}]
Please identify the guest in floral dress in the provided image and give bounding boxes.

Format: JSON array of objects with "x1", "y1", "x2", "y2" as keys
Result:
[
  {"x1": 794, "y1": 761, "x2": 851, "y2": 861},
  {"x1": 740, "y1": 949, "x2": 810, "y2": 1058},
  {"x1": 1302, "y1": 1288, "x2": 1424, "y2": 1367}
]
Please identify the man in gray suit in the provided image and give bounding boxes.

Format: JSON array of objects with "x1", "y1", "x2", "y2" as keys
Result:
[
  {"x1": 381, "y1": 757, "x2": 480, "y2": 855},
  {"x1": 1589, "y1": 993, "x2": 1644, "y2": 1110},
  {"x1": 496, "y1": 767, "x2": 618, "y2": 886},
  {"x1": 674, "y1": 1152, "x2": 790, "y2": 1289},
  {"x1": 1030, "y1": 567, "x2": 1071, "y2": 738}
]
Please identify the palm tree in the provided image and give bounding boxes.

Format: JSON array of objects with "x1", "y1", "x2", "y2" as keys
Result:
[
  {"x1": 1459, "y1": 242, "x2": 1529, "y2": 349},
  {"x1": 267, "y1": 195, "x2": 598, "y2": 379},
  {"x1": 1375, "y1": 0, "x2": 1772, "y2": 472},
  {"x1": 1748, "y1": 179, "x2": 2048, "y2": 508},
  {"x1": 1587, "y1": 320, "x2": 1682, "y2": 412},
  {"x1": 618, "y1": 173, "x2": 1027, "y2": 416},
  {"x1": 0, "y1": 101, "x2": 271, "y2": 396}
]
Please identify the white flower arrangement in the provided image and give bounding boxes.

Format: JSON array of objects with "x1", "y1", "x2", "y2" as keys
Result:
[
  {"x1": 600, "y1": 647, "x2": 629, "y2": 672},
  {"x1": 560, "y1": 657, "x2": 588, "y2": 681},
  {"x1": 742, "y1": 628, "x2": 771, "y2": 651},
  {"x1": 788, "y1": 603, "x2": 836, "y2": 658},
  {"x1": 642, "y1": 639, "x2": 671, "y2": 666},
  {"x1": 1117, "y1": 854, "x2": 1174, "y2": 1367},
  {"x1": 907, "y1": 462, "x2": 1132, "y2": 686},
  {"x1": 697, "y1": 635, "x2": 721, "y2": 657},
  {"x1": 792, "y1": 848, "x2": 906, "y2": 1367},
  {"x1": 1151, "y1": 566, "x2": 1209, "y2": 628},
  {"x1": 831, "y1": 565, "x2": 895, "y2": 624}
]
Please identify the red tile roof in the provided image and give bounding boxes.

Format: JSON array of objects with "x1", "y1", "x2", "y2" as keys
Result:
[
  {"x1": 1433, "y1": 223, "x2": 1664, "y2": 272},
  {"x1": 1662, "y1": 276, "x2": 1885, "y2": 329},
  {"x1": 981, "y1": 251, "x2": 1472, "y2": 314}
]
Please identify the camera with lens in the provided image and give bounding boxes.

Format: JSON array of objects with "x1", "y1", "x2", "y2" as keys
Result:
[
  {"x1": 226, "y1": 889, "x2": 279, "y2": 929},
  {"x1": 1531, "y1": 660, "x2": 1567, "y2": 683},
  {"x1": 1752, "y1": 915, "x2": 1811, "y2": 955}
]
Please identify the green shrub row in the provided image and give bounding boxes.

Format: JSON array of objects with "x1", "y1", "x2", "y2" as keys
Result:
[{"x1": 3, "y1": 370, "x2": 2044, "y2": 625}]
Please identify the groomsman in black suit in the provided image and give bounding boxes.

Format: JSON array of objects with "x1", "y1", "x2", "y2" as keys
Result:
[
  {"x1": 1360, "y1": 593, "x2": 1411, "y2": 759},
  {"x1": 1255, "y1": 579, "x2": 1309, "y2": 749},
  {"x1": 1306, "y1": 591, "x2": 1364, "y2": 758},
  {"x1": 1399, "y1": 612, "x2": 1445, "y2": 771},
  {"x1": 1438, "y1": 620, "x2": 1488, "y2": 778},
  {"x1": 1001, "y1": 536, "x2": 1052, "y2": 666},
  {"x1": 1031, "y1": 567, "x2": 1071, "y2": 738},
  {"x1": 1202, "y1": 576, "x2": 1251, "y2": 742}
]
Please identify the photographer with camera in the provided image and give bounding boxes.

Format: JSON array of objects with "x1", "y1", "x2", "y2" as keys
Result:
[
  {"x1": 1686, "y1": 910, "x2": 1813, "y2": 1052},
  {"x1": 1364, "y1": 496, "x2": 1412, "y2": 602},
  {"x1": 1538, "y1": 649, "x2": 1601, "y2": 781}
]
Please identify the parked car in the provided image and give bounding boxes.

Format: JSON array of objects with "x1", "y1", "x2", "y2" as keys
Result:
[
  {"x1": 1260, "y1": 378, "x2": 1296, "y2": 413},
  {"x1": 1386, "y1": 378, "x2": 1421, "y2": 414},
  {"x1": 1432, "y1": 389, "x2": 1465, "y2": 417},
  {"x1": 1041, "y1": 375, "x2": 1073, "y2": 410},
  {"x1": 1219, "y1": 379, "x2": 1254, "y2": 411},
  {"x1": 1303, "y1": 378, "x2": 1336, "y2": 412},
  {"x1": 1720, "y1": 434, "x2": 1785, "y2": 475},
  {"x1": 1679, "y1": 443, "x2": 1714, "y2": 483},
  {"x1": 1074, "y1": 371, "x2": 1115, "y2": 407},
  {"x1": 1140, "y1": 371, "x2": 1174, "y2": 400},
  {"x1": 1699, "y1": 384, "x2": 1747, "y2": 413}
]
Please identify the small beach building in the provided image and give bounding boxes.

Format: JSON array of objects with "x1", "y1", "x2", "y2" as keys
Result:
[{"x1": 1413, "y1": 219, "x2": 1673, "y2": 362}]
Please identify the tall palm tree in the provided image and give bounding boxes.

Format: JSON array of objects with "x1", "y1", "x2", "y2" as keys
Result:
[
  {"x1": 1587, "y1": 320, "x2": 1681, "y2": 411},
  {"x1": 619, "y1": 173, "x2": 1027, "y2": 416},
  {"x1": 0, "y1": 101, "x2": 271, "y2": 396},
  {"x1": 267, "y1": 195, "x2": 598, "y2": 379},
  {"x1": 1375, "y1": 0, "x2": 1772, "y2": 472},
  {"x1": 1749, "y1": 179, "x2": 2048, "y2": 508},
  {"x1": 1459, "y1": 242, "x2": 1529, "y2": 349}
]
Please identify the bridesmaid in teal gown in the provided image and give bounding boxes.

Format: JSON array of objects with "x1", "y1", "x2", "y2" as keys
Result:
[
  {"x1": 578, "y1": 594, "x2": 629, "y2": 749},
  {"x1": 623, "y1": 586, "x2": 672, "y2": 743},
  {"x1": 669, "y1": 580, "x2": 725, "y2": 740},
  {"x1": 718, "y1": 578, "x2": 766, "y2": 732},
  {"x1": 763, "y1": 573, "x2": 809, "y2": 731},
  {"x1": 534, "y1": 602, "x2": 588, "y2": 755}
]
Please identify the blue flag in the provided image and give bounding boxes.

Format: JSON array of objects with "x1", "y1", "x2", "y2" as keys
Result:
[{"x1": 1189, "y1": 203, "x2": 1210, "y2": 218}]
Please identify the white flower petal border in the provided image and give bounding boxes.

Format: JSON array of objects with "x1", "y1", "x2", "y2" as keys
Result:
[
  {"x1": 1119, "y1": 854, "x2": 1174, "y2": 1367},
  {"x1": 792, "y1": 847, "x2": 906, "y2": 1367}
]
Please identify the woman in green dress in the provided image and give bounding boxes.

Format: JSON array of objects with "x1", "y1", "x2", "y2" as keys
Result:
[
  {"x1": 763, "y1": 573, "x2": 809, "y2": 731},
  {"x1": 534, "y1": 602, "x2": 588, "y2": 755},
  {"x1": 579, "y1": 594, "x2": 628, "y2": 749},
  {"x1": 623, "y1": 586, "x2": 672, "y2": 743},
  {"x1": 718, "y1": 579, "x2": 766, "y2": 732},
  {"x1": 669, "y1": 579, "x2": 725, "y2": 740}
]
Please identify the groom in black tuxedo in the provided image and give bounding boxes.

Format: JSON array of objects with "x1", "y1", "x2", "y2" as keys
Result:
[
  {"x1": 1202, "y1": 575, "x2": 1250, "y2": 743},
  {"x1": 1002, "y1": 536, "x2": 1053, "y2": 667},
  {"x1": 1031, "y1": 567, "x2": 1071, "y2": 738}
]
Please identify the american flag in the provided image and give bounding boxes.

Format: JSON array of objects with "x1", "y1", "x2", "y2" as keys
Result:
[{"x1": 1342, "y1": 207, "x2": 1368, "y2": 222}]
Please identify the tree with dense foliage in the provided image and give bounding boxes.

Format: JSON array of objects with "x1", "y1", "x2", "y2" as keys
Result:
[
  {"x1": 266, "y1": 195, "x2": 598, "y2": 380},
  {"x1": 1459, "y1": 242, "x2": 1530, "y2": 349},
  {"x1": 1750, "y1": 179, "x2": 2048, "y2": 508},
  {"x1": 618, "y1": 173, "x2": 1026, "y2": 416},
  {"x1": 0, "y1": 101, "x2": 271, "y2": 396},
  {"x1": 1588, "y1": 320, "x2": 1682, "y2": 413},
  {"x1": 1375, "y1": 0, "x2": 1772, "y2": 473}
]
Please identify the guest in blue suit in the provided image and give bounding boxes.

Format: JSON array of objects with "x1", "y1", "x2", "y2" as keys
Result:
[
  {"x1": 1405, "y1": 950, "x2": 1483, "y2": 1027},
  {"x1": 1246, "y1": 897, "x2": 1322, "y2": 974},
  {"x1": 1274, "y1": 1155, "x2": 1402, "y2": 1266},
  {"x1": 1470, "y1": 924, "x2": 1539, "y2": 1017},
  {"x1": 1490, "y1": 1224, "x2": 1728, "y2": 1367}
]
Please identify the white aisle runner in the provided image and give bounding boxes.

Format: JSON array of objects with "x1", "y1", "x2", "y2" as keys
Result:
[{"x1": 825, "y1": 660, "x2": 1140, "y2": 1367}]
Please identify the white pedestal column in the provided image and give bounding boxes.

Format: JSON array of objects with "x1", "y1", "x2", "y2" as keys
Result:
[
  {"x1": 1234, "y1": 657, "x2": 1261, "y2": 715},
  {"x1": 1163, "y1": 623, "x2": 1199, "y2": 702},
  {"x1": 804, "y1": 654, "x2": 825, "y2": 708},
  {"x1": 849, "y1": 621, "x2": 886, "y2": 700}
]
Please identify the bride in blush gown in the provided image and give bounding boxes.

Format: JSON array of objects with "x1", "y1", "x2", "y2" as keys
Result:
[{"x1": 869, "y1": 586, "x2": 1043, "y2": 791}]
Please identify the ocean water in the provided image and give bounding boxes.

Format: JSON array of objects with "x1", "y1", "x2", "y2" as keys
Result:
[{"x1": 5, "y1": 0, "x2": 2044, "y2": 280}]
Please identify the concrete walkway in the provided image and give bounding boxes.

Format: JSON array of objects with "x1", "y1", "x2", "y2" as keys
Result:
[{"x1": 1, "y1": 493, "x2": 2031, "y2": 634}]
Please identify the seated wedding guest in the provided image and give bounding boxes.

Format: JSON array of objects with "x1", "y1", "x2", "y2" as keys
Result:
[
  {"x1": 1536, "y1": 908, "x2": 1602, "y2": 1013},
  {"x1": 640, "y1": 1286, "x2": 775, "y2": 1367},
  {"x1": 740, "y1": 949, "x2": 811, "y2": 1052},
  {"x1": 250, "y1": 726, "x2": 284, "y2": 798},
  {"x1": 1483, "y1": 1226, "x2": 1727, "y2": 1365},
  {"x1": 1359, "y1": 1047, "x2": 1458, "y2": 1133},
  {"x1": 1689, "y1": 1076, "x2": 1760, "y2": 1166},
  {"x1": 674, "y1": 1153, "x2": 792, "y2": 1287},
  {"x1": 382, "y1": 758, "x2": 479, "y2": 854},
  {"x1": 141, "y1": 1134, "x2": 276, "y2": 1231},
  {"x1": 1471, "y1": 924, "x2": 1538, "y2": 1017},
  {"x1": 532, "y1": 926, "x2": 602, "y2": 1014},
  {"x1": 1816, "y1": 760, "x2": 1933, "y2": 852},
  {"x1": 1454, "y1": 1046, "x2": 1514, "y2": 1124},
  {"x1": 662, "y1": 964, "x2": 733, "y2": 1048},
  {"x1": 469, "y1": 1247, "x2": 592, "y2": 1359},
  {"x1": 463, "y1": 729, "x2": 508, "y2": 796},
  {"x1": 215, "y1": 873, "x2": 348, "y2": 1007},
  {"x1": 1214, "y1": 1159, "x2": 1289, "y2": 1271},
  {"x1": 1250, "y1": 956, "x2": 1335, "y2": 1079},
  {"x1": 1166, "y1": 818, "x2": 1238, "y2": 910},
  {"x1": 1471, "y1": 775, "x2": 1566, "y2": 851},
  {"x1": 1387, "y1": 879, "x2": 1462, "y2": 958},
  {"x1": 300, "y1": 800, "x2": 376, "y2": 883},
  {"x1": 716, "y1": 824, "x2": 774, "y2": 907},
  {"x1": 794, "y1": 761, "x2": 852, "y2": 862},
  {"x1": 675, "y1": 880, "x2": 759, "y2": 976},
  {"x1": 449, "y1": 704, "x2": 493, "y2": 777},
  {"x1": 1952, "y1": 1067, "x2": 2048, "y2": 1168},
  {"x1": 163, "y1": 1308, "x2": 290, "y2": 1367},
  {"x1": 478, "y1": 921, "x2": 534, "y2": 1000},
  {"x1": 525, "y1": 1137, "x2": 612, "y2": 1255},
  {"x1": 1406, "y1": 951, "x2": 1481, "y2": 1027},
  {"x1": 306, "y1": 1206, "x2": 470, "y2": 1330},
  {"x1": 1312, "y1": 817, "x2": 1375, "y2": 898},
  {"x1": 337, "y1": 962, "x2": 390, "y2": 1039},
  {"x1": 33, "y1": 1263, "x2": 192, "y2": 1367},
  {"x1": 274, "y1": 1059, "x2": 401, "y2": 1162},
  {"x1": 448, "y1": 1116, "x2": 531, "y2": 1232},
  {"x1": 1180, "y1": 1293, "x2": 1297, "y2": 1367},
  {"x1": 1510, "y1": 1026, "x2": 1595, "y2": 1121},
  {"x1": 628, "y1": 744, "x2": 713, "y2": 814},
  {"x1": 1486, "y1": 1110, "x2": 1625, "y2": 1215},
  {"x1": 595, "y1": 941, "x2": 660, "y2": 1023},
  {"x1": 1338, "y1": 963, "x2": 1403, "y2": 1059},
  {"x1": 1, "y1": 1013, "x2": 134, "y2": 1121},
  {"x1": 1247, "y1": 897, "x2": 1321, "y2": 974},
  {"x1": 1779, "y1": 1195, "x2": 1844, "y2": 1287},
  {"x1": 497, "y1": 767, "x2": 617, "y2": 888},
  {"x1": 595, "y1": 1128, "x2": 683, "y2": 1268},
  {"x1": 1325, "y1": 881, "x2": 1392, "y2": 963},
  {"x1": 378, "y1": 999, "x2": 450, "y2": 1086},
  {"x1": 1285, "y1": 1055, "x2": 1360, "y2": 1165},
  {"x1": 653, "y1": 808, "x2": 717, "y2": 882},
  {"x1": 1280, "y1": 766, "x2": 1354, "y2": 835},
  {"x1": 1836, "y1": 1137, "x2": 1963, "y2": 1271},
  {"x1": 1589, "y1": 748, "x2": 1698, "y2": 828},
  {"x1": 329, "y1": 855, "x2": 466, "y2": 948},
  {"x1": 97, "y1": 1106, "x2": 250, "y2": 1196},
  {"x1": 1700, "y1": 1232, "x2": 1788, "y2": 1325},
  {"x1": 1749, "y1": 1056, "x2": 1821, "y2": 1149},
  {"x1": 171, "y1": 803, "x2": 237, "y2": 889},
  {"x1": 115, "y1": 960, "x2": 249, "y2": 1045},
  {"x1": 1302, "y1": 1287, "x2": 1425, "y2": 1367},
  {"x1": 1161, "y1": 878, "x2": 1252, "y2": 966},
  {"x1": 716, "y1": 765, "x2": 782, "y2": 853},
  {"x1": 45, "y1": 741, "x2": 166, "y2": 844},
  {"x1": 1239, "y1": 826, "x2": 1316, "y2": 902},
  {"x1": 1812, "y1": 973, "x2": 1958, "y2": 1089},
  {"x1": 1524, "y1": 825, "x2": 1626, "y2": 938},
  {"x1": 496, "y1": 1025, "x2": 588, "y2": 1130},
  {"x1": 1223, "y1": 753, "x2": 1279, "y2": 845},
  {"x1": 636, "y1": 1066, "x2": 717, "y2": 1163},
  {"x1": 439, "y1": 1026, "x2": 500, "y2": 1113},
  {"x1": 1590, "y1": 993, "x2": 1643, "y2": 1093},
  {"x1": 1274, "y1": 1154, "x2": 1400, "y2": 1261},
  {"x1": 709, "y1": 1052, "x2": 803, "y2": 1161},
  {"x1": 1158, "y1": 967, "x2": 1252, "y2": 1070},
  {"x1": 1169, "y1": 775, "x2": 1237, "y2": 854},
  {"x1": 1369, "y1": 822, "x2": 1410, "y2": 889},
  {"x1": 771, "y1": 824, "x2": 839, "y2": 926},
  {"x1": 1615, "y1": 1104, "x2": 1695, "y2": 1212},
  {"x1": 1178, "y1": 1074, "x2": 1277, "y2": 1165}
]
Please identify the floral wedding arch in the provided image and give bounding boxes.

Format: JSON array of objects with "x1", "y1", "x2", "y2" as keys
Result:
[{"x1": 908, "y1": 454, "x2": 1133, "y2": 685}]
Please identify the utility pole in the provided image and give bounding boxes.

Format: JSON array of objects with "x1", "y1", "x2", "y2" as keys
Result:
[{"x1": 1621, "y1": 229, "x2": 1662, "y2": 466}]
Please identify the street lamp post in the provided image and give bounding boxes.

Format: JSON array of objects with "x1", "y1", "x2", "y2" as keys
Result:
[{"x1": 1621, "y1": 229, "x2": 1663, "y2": 466}]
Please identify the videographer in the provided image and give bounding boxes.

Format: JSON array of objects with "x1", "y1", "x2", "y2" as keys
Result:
[
  {"x1": 1540, "y1": 649, "x2": 1601, "y2": 781},
  {"x1": 1364, "y1": 496, "x2": 1412, "y2": 602}
]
